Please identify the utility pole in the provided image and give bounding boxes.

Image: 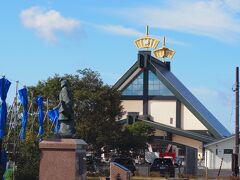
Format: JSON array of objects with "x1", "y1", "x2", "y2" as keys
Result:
[
  {"x1": 235, "y1": 67, "x2": 239, "y2": 176},
  {"x1": 12, "y1": 81, "x2": 19, "y2": 180}
]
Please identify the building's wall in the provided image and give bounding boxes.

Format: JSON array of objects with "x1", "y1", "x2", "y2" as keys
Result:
[
  {"x1": 181, "y1": 104, "x2": 207, "y2": 130},
  {"x1": 149, "y1": 100, "x2": 176, "y2": 127},
  {"x1": 121, "y1": 100, "x2": 143, "y2": 119},
  {"x1": 205, "y1": 138, "x2": 234, "y2": 169},
  {"x1": 173, "y1": 135, "x2": 203, "y2": 159}
]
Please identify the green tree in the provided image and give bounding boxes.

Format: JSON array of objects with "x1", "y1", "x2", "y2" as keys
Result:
[
  {"x1": 15, "y1": 136, "x2": 40, "y2": 180},
  {"x1": 28, "y1": 69, "x2": 123, "y2": 150},
  {"x1": 73, "y1": 69, "x2": 123, "y2": 151},
  {"x1": 117, "y1": 121, "x2": 155, "y2": 155}
]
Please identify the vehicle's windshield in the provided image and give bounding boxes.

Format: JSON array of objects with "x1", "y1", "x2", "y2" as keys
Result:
[{"x1": 153, "y1": 158, "x2": 173, "y2": 166}]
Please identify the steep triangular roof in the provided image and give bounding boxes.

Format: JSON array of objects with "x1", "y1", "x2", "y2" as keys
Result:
[{"x1": 114, "y1": 51, "x2": 230, "y2": 139}]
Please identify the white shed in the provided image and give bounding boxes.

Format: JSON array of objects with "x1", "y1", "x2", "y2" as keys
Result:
[{"x1": 205, "y1": 135, "x2": 235, "y2": 169}]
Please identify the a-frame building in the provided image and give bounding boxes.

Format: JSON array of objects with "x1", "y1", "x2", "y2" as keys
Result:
[{"x1": 113, "y1": 35, "x2": 230, "y2": 158}]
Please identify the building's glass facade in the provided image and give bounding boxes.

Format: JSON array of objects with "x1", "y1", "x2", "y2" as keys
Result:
[
  {"x1": 122, "y1": 72, "x2": 143, "y2": 95},
  {"x1": 122, "y1": 71, "x2": 173, "y2": 96},
  {"x1": 148, "y1": 70, "x2": 173, "y2": 96}
]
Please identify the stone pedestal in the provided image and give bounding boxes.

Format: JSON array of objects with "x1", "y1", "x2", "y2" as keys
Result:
[
  {"x1": 39, "y1": 138, "x2": 87, "y2": 180},
  {"x1": 110, "y1": 162, "x2": 131, "y2": 180}
]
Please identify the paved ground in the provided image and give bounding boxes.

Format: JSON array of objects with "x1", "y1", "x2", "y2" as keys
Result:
[{"x1": 88, "y1": 163, "x2": 234, "y2": 179}]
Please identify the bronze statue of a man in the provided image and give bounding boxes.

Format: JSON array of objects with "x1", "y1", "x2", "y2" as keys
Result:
[{"x1": 55, "y1": 79, "x2": 75, "y2": 137}]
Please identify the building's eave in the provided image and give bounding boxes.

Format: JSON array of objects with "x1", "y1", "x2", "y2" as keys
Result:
[
  {"x1": 139, "y1": 118, "x2": 216, "y2": 143},
  {"x1": 113, "y1": 61, "x2": 139, "y2": 90}
]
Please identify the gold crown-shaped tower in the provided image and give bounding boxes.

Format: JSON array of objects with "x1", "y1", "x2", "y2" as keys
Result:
[
  {"x1": 134, "y1": 25, "x2": 175, "y2": 62},
  {"x1": 134, "y1": 25, "x2": 159, "y2": 50},
  {"x1": 153, "y1": 36, "x2": 175, "y2": 62}
]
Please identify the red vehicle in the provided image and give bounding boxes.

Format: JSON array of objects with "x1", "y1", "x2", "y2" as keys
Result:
[{"x1": 159, "y1": 152, "x2": 176, "y2": 163}]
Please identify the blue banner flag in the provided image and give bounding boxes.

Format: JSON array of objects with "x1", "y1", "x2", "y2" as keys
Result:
[
  {"x1": 48, "y1": 109, "x2": 59, "y2": 133},
  {"x1": 0, "y1": 77, "x2": 11, "y2": 139},
  {"x1": 36, "y1": 96, "x2": 44, "y2": 136},
  {"x1": 18, "y1": 87, "x2": 28, "y2": 140}
]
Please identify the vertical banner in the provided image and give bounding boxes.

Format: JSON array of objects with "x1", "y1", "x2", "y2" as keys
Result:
[
  {"x1": 36, "y1": 96, "x2": 44, "y2": 137},
  {"x1": 19, "y1": 87, "x2": 28, "y2": 140},
  {"x1": 48, "y1": 108, "x2": 59, "y2": 133},
  {"x1": 0, "y1": 77, "x2": 11, "y2": 139}
]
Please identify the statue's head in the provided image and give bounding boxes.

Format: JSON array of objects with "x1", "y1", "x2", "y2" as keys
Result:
[{"x1": 60, "y1": 79, "x2": 68, "y2": 88}]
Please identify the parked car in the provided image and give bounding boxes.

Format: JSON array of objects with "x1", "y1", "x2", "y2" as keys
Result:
[
  {"x1": 86, "y1": 155, "x2": 98, "y2": 172},
  {"x1": 112, "y1": 157, "x2": 136, "y2": 175},
  {"x1": 150, "y1": 158, "x2": 175, "y2": 177},
  {"x1": 175, "y1": 156, "x2": 185, "y2": 167}
]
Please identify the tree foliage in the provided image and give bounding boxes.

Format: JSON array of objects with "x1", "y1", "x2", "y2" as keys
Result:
[
  {"x1": 28, "y1": 68, "x2": 123, "y2": 150},
  {"x1": 15, "y1": 137, "x2": 40, "y2": 180},
  {"x1": 117, "y1": 121, "x2": 155, "y2": 154}
]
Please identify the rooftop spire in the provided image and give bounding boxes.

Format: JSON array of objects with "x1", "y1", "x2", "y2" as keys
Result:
[
  {"x1": 146, "y1": 25, "x2": 149, "y2": 36},
  {"x1": 162, "y1": 36, "x2": 165, "y2": 47}
]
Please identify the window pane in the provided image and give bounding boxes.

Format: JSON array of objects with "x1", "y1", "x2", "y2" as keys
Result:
[
  {"x1": 148, "y1": 71, "x2": 173, "y2": 96},
  {"x1": 122, "y1": 72, "x2": 143, "y2": 96}
]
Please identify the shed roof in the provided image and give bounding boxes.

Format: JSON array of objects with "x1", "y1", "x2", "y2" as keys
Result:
[{"x1": 204, "y1": 134, "x2": 235, "y2": 148}]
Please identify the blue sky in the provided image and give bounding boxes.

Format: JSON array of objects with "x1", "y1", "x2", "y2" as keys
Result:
[{"x1": 0, "y1": 0, "x2": 240, "y2": 132}]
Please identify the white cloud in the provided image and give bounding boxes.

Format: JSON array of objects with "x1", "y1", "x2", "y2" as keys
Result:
[
  {"x1": 96, "y1": 24, "x2": 144, "y2": 37},
  {"x1": 92, "y1": 23, "x2": 188, "y2": 46},
  {"x1": 115, "y1": 0, "x2": 240, "y2": 42},
  {"x1": 223, "y1": 0, "x2": 240, "y2": 12},
  {"x1": 191, "y1": 86, "x2": 232, "y2": 106},
  {"x1": 20, "y1": 6, "x2": 80, "y2": 43},
  {"x1": 156, "y1": 36, "x2": 189, "y2": 46},
  {"x1": 191, "y1": 86, "x2": 234, "y2": 131},
  {"x1": 191, "y1": 87, "x2": 218, "y2": 97}
]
